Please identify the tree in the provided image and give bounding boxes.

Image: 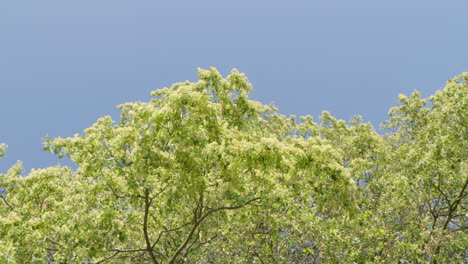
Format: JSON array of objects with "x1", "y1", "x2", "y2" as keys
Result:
[{"x1": 0, "y1": 69, "x2": 466, "y2": 263}]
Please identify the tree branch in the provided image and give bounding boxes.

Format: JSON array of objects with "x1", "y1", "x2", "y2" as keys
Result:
[
  {"x1": 1, "y1": 195, "x2": 13, "y2": 210},
  {"x1": 442, "y1": 176, "x2": 468, "y2": 230},
  {"x1": 167, "y1": 196, "x2": 260, "y2": 264},
  {"x1": 206, "y1": 197, "x2": 261, "y2": 215},
  {"x1": 109, "y1": 248, "x2": 147, "y2": 253},
  {"x1": 144, "y1": 189, "x2": 160, "y2": 264},
  {"x1": 167, "y1": 192, "x2": 204, "y2": 264},
  {"x1": 94, "y1": 251, "x2": 120, "y2": 264}
]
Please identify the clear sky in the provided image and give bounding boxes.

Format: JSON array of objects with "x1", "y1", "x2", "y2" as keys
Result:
[{"x1": 1, "y1": 0, "x2": 467, "y2": 172}]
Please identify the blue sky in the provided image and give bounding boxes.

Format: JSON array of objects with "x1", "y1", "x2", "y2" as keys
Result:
[{"x1": 1, "y1": 1, "x2": 467, "y2": 172}]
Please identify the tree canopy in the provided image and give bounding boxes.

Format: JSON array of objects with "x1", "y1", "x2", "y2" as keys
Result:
[{"x1": 1, "y1": 68, "x2": 467, "y2": 263}]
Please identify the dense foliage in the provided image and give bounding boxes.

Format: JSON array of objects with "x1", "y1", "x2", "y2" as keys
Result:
[{"x1": 1, "y1": 69, "x2": 467, "y2": 263}]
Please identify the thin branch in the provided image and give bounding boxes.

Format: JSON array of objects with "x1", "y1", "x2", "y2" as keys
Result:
[
  {"x1": 152, "y1": 231, "x2": 164, "y2": 249},
  {"x1": 106, "y1": 182, "x2": 125, "y2": 199},
  {"x1": 94, "y1": 251, "x2": 119, "y2": 264},
  {"x1": 162, "y1": 225, "x2": 178, "y2": 248},
  {"x1": 47, "y1": 238, "x2": 63, "y2": 246},
  {"x1": 188, "y1": 234, "x2": 218, "y2": 254},
  {"x1": 433, "y1": 182, "x2": 450, "y2": 204},
  {"x1": 109, "y1": 248, "x2": 147, "y2": 253},
  {"x1": 144, "y1": 189, "x2": 160, "y2": 264},
  {"x1": 162, "y1": 221, "x2": 193, "y2": 233},
  {"x1": 167, "y1": 192, "x2": 204, "y2": 264},
  {"x1": 431, "y1": 177, "x2": 468, "y2": 264},
  {"x1": 151, "y1": 184, "x2": 174, "y2": 201},
  {"x1": 167, "y1": 197, "x2": 261, "y2": 264},
  {"x1": 206, "y1": 197, "x2": 261, "y2": 214},
  {"x1": 442, "y1": 176, "x2": 468, "y2": 230},
  {"x1": 1, "y1": 196, "x2": 13, "y2": 210},
  {"x1": 254, "y1": 252, "x2": 266, "y2": 264},
  {"x1": 184, "y1": 230, "x2": 201, "y2": 258}
]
